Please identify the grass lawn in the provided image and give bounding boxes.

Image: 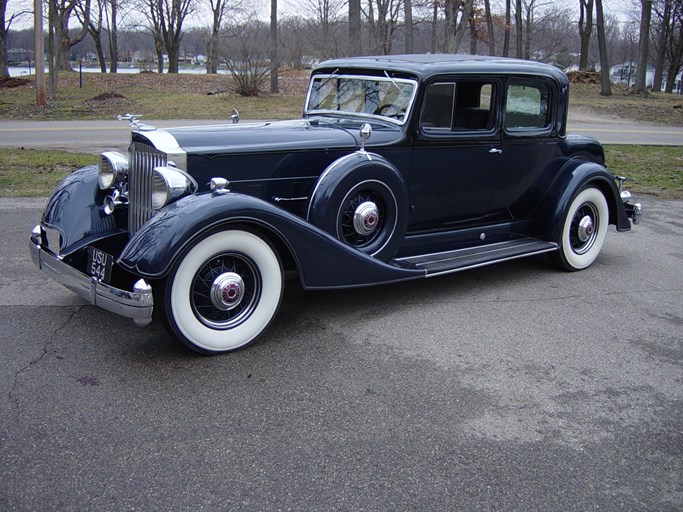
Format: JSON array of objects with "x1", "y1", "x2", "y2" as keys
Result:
[{"x1": 1, "y1": 145, "x2": 680, "y2": 199}]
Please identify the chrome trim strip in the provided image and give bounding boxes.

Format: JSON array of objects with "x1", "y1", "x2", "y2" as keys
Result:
[{"x1": 29, "y1": 236, "x2": 153, "y2": 326}]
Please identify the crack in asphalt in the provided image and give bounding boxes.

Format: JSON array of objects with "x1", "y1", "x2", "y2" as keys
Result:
[{"x1": 8, "y1": 305, "x2": 84, "y2": 410}]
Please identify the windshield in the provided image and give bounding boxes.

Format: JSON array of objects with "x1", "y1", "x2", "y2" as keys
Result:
[{"x1": 305, "y1": 74, "x2": 418, "y2": 125}]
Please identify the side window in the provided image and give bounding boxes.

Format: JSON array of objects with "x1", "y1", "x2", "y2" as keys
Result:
[
  {"x1": 504, "y1": 81, "x2": 551, "y2": 131},
  {"x1": 422, "y1": 83, "x2": 455, "y2": 130},
  {"x1": 421, "y1": 80, "x2": 495, "y2": 133}
]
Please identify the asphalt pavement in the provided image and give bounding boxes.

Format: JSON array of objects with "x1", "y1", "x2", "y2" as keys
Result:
[
  {"x1": 0, "y1": 115, "x2": 682, "y2": 154},
  {"x1": 1, "y1": 195, "x2": 681, "y2": 510}
]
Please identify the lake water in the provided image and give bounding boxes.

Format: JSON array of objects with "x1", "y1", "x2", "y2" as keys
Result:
[{"x1": 9, "y1": 66, "x2": 228, "y2": 77}]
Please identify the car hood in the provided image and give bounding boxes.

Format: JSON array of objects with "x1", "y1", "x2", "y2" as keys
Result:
[{"x1": 145, "y1": 118, "x2": 404, "y2": 155}]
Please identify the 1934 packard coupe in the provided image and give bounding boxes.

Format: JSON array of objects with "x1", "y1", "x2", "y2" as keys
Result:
[{"x1": 29, "y1": 54, "x2": 642, "y2": 354}]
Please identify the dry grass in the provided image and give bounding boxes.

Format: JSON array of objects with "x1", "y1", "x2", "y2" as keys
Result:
[
  {"x1": 0, "y1": 70, "x2": 309, "y2": 121},
  {"x1": 2, "y1": 70, "x2": 682, "y2": 126},
  {"x1": 569, "y1": 83, "x2": 683, "y2": 127}
]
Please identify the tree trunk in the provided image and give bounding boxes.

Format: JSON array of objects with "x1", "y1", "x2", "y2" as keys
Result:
[
  {"x1": 155, "y1": 36, "x2": 163, "y2": 73},
  {"x1": 47, "y1": 0, "x2": 59, "y2": 98},
  {"x1": 0, "y1": 0, "x2": 8, "y2": 78},
  {"x1": 634, "y1": 0, "x2": 652, "y2": 94},
  {"x1": 431, "y1": 0, "x2": 438, "y2": 54},
  {"x1": 349, "y1": 0, "x2": 361, "y2": 56},
  {"x1": 523, "y1": 2, "x2": 532, "y2": 60},
  {"x1": 109, "y1": 0, "x2": 118, "y2": 73},
  {"x1": 404, "y1": 0, "x2": 413, "y2": 53},
  {"x1": 469, "y1": 14, "x2": 477, "y2": 55},
  {"x1": 595, "y1": 0, "x2": 611, "y2": 96},
  {"x1": 270, "y1": 0, "x2": 278, "y2": 93},
  {"x1": 515, "y1": 0, "x2": 522, "y2": 58},
  {"x1": 447, "y1": 0, "x2": 474, "y2": 54},
  {"x1": 34, "y1": 0, "x2": 47, "y2": 105},
  {"x1": 484, "y1": 0, "x2": 495, "y2": 56},
  {"x1": 207, "y1": 29, "x2": 220, "y2": 73},
  {"x1": 578, "y1": 0, "x2": 593, "y2": 70},
  {"x1": 651, "y1": 0, "x2": 671, "y2": 93},
  {"x1": 94, "y1": 33, "x2": 106, "y2": 72},
  {"x1": 503, "y1": 0, "x2": 511, "y2": 57},
  {"x1": 665, "y1": 20, "x2": 683, "y2": 93}
]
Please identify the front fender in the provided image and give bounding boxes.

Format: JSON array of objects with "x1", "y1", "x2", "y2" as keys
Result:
[
  {"x1": 118, "y1": 192, "x2": 424, "y2": 289},
  {"x1": 534, "y1": 159, "x2": 630, "y2": 243},
  {"x1": 41, "y1": 165, "x2": 124, "y2": 256}
]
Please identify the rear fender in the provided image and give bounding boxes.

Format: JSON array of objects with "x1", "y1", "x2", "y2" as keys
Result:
[
  {"x1": 534, "y1": 159, "x2": 630, "y2": 243},
  {"x1": 118, "y1": 192, "x2": 424, "y2": 289}
]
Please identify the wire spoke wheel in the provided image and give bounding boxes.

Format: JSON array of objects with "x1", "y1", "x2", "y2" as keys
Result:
[
  {"x1": 338, "y1": 189, "x2": 386, "y2": 248},
  {"x1": 556, "y1": 186, "x2": 609, "y2": 271},
  {"x1": 190, "y1": 252, "x2": 260, "y2": 329},
  {"x1": 164, "y1": 230, "x2": 283, "y2": 354}
]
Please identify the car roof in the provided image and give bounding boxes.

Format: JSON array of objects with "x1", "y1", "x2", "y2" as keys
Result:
[{"x1": 313, "y1": 54, "x2": 568, "y2": 85}]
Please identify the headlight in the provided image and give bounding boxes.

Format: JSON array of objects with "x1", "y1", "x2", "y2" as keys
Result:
[
  {"x1": 98, "y1": 151, "x2": 128, "y2": 190},
  {"x1": 151, "y1": 166, "x2": 196, "y2": 210}
]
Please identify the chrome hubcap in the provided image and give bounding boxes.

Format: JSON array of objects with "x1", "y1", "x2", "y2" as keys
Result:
[
  {"x1": 577, "y1": 215, "x2": 594, "y2": 243},
  {"x1": 210, "y1": 272, "x2": 245, "y2": 311},
  {"x1": 353, "y1": 201, "x2": 380, "y2": 236}
]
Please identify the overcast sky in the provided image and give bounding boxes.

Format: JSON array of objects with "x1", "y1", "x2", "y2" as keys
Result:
[{"x1": 6, "y1": 0, "x2": 638, "y2": 34}]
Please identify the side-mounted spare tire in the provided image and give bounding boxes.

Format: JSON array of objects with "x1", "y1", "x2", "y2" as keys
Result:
[{"x1": 306, "y1": 152, "x2": 409, "y2": 261}]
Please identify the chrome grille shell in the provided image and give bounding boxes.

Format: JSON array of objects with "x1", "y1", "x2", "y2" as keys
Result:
[{"x1": 128, "y1": 142, "x2": 167, "y2": 234}]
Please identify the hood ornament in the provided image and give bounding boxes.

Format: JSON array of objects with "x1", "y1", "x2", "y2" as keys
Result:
[{"x1": 117, "y1": 113, "x2": 156, "y2": 131}]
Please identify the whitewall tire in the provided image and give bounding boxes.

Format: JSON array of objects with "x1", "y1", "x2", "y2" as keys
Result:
[
  {"x1": 163, "y1": 230, "x2": 283, "y2": 354},
  {"x1": 557, "y1": 186, "x2": 609, "y2": 271}
]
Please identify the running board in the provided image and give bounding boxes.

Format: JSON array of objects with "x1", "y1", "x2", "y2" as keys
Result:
[{"x1": 396, "y1": 238, "x2": 558, "y2": 277}]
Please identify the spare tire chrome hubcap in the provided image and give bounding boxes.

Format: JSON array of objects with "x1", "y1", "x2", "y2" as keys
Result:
[{"x1": 353, "y1": 201, "x2": 380, "y2": 236}]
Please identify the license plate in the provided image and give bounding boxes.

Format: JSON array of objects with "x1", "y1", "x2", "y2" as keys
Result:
[{"x1": 87, "y1": 247, "x2": 113, "y2": 283}]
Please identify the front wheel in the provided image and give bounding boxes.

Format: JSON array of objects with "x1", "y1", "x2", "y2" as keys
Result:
[
  {"x1": 163, "y1": 230, "x2": 283, "y2": 354},
  {"x1": 555, "y1": 186, "x2": 609, "y2": 271}
]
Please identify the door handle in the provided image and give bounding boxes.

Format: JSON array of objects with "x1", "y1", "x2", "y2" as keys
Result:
[{"x1": 489, "y1": 148, "x2": 503, "y2": 154}]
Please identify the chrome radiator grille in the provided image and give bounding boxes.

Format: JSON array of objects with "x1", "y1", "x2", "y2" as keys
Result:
[{"x1": 128, "y1": 142, "x2": 167, "y2": 234}]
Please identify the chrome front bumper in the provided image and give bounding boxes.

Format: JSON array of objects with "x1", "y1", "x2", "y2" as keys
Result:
[{"x1": 29, "y1": 226, "x2": 153, "y2": 327}]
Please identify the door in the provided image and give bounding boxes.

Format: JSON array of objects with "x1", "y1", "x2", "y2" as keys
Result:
[{"x1": 409, "y1": 78, "x2": 502, "y2": 233}]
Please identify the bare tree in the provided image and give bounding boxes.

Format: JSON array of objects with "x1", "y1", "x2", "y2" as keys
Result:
[
  {"x1": 108, "y1": 0, "x2": 118, "y2": 72},
  {"x1": 484, "y1": 0, "x2": 495, "y2": 55},
  {"x1": 578, "y1": 0, "x2": 593, "y2": 69},
  {"x1": 664, "y1": 0, "x2": 683, "y2": 93},
  {"x1": 270, "y1": 0, "x2": 277, "y2": 92},
  {"x1": 139, "y1": 0, "x2": 194, "y2": 73},
  {"x1": 634, "y1": 0, "x2": 653, "y2": 93},
  {"x1": 1, "y1": 0, "x2": 29, "y2": 77},
  {"x1": 348, "y1": 0, "x2": 361, "y2": 55},
  {"x1": 651, "y1": 0, "x2": 673, "y2": 92},
  {"x1": 79, "y1": 0, "x2": 107, "y2": 71},
  {"x1": 222, "y1": 19, "x2": 269, "y2": 96},
  {"x1": 206, "y1": 0, "x2": 242, "y2": 73},
  {"x1": 503, "y1": 0, "x2": 511, "y2": 56},
  {"x1": 365, "y1": 0, "x2": 403, "y2": 54},
  {"x1": 595, "y1": 0, "x2": 611, "y2": 95},
  {"x1": 404, "y1": 0, "x2": 413, "y2": 52},
  {"x1": 515, "y1": 0, "x2": 522, "y2": 57},
  {"x1": 48, "y1": 0, "x2": 91, "y2": 71},
  {"x1": 444, "y1": 0, "x2": 474, "y2": 53}
]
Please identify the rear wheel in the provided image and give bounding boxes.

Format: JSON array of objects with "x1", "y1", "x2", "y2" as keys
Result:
[
  {"x1": 163, "y1": 230, "x2": 283, "y2": 354},
  {"x1": 556, "y1": 186, "x2": 609, "y2": 271}
]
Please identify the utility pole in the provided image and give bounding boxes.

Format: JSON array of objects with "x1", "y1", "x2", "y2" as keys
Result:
[{"x1": 34, "y1": 0, "x2": 46, "y2": 106}]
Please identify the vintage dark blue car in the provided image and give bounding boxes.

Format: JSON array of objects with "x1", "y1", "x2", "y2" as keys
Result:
[{"x1": 30, "y1": 54, "x2": 642, "y2": 354}]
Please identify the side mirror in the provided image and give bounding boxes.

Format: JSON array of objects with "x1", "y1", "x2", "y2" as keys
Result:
[{"x1": 359, "y1": 123, "x2": 372, "y2": 152}]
